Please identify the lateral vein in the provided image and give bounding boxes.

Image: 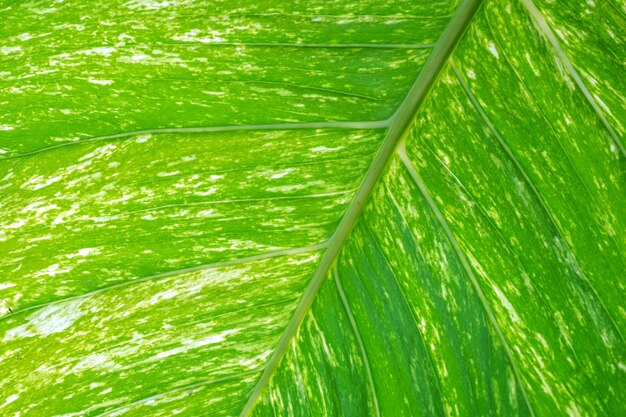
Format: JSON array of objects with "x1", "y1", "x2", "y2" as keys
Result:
[
  {"x1": 333, "y1": 265, "x2": 381, "y2": 417},
  {"x1": 95, "y1": 368, "x2": 264, "y2": 417},
  {"x1": 0, "y1": 242, "x2": 328, "y2": 322},
  {"x1": 518, "y1": 0, "x2": 626, "y2": 158},
  {"x1": 397, "y1": 143, "x2": 536, "y2": 417},
  {"x1": 0, "y1": 120, "x2": 390, "y2": 161},
  {"x1": 451, "y1": 61, "x2": 626, "y2": 347}
]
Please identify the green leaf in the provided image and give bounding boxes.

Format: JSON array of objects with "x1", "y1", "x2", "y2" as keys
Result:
[{"x1": 1, "y1": 0, "x2": 624, "y2": 416}]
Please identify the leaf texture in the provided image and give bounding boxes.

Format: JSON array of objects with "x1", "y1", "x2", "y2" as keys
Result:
[{"x1": 0, "y1": 0, "x2": 624, "y2": 416}]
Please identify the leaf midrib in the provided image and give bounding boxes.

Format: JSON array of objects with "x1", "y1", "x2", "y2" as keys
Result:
[{"x1": 238, "y1": 0, "x2": 485, "y2": 414}]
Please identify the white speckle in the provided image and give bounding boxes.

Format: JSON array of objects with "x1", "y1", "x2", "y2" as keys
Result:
[
  {"x1": 173, "y1": 29, "x2": 226, "y2": 44},
  {"x1": 34, "y1": 263, "x2": 71, "y2": 277},
  {"x1": 149, "y1": 289, "x2": 180, "y2": 304},
  {"x1": 196, "y1": 209, "x2": 218, "y2": 218},
  {"x1": 72, "y1": 353, "x2": 114, "y2": 373},
  {"x1": 466, "y1": 69, "x2": 476, "y2": 79},
  {"x1": 3, "y1": 299, "x2": 87, "y2": 340},
  {"x1": 267, "y1": 184, "x2": 307, "y2": 193},
  {"x1": 154, "y1": 329, "x2": 239, "y2": 359},
  {"x1": 555, "y1": 28, "x2": 565, "y2": 40},
  {"x1": 5, "y1": 218, "x2": 26, "y2": 230},
  {"x1": 270, "y1": 169, "x2": 293, "y2": 179},
  {"x1": 0, "y1": 283, "x2": 17, "y2": 291},
  {"x1": 126, "y1": 0, "x2": 172, "y2": 10},
  {"x1": 0, "y1": 124, "x2": 14, "y2": 131},
  {"x1": 130, "y1": 53, "x2": 151, "y2": 62},
  {"x1": 0, "y1": 46, "x2": 21, "y2": 55},
  {"x1": 81, "y1": 47, "x2": 117, "y2": 57},
  {"x1": 1, "y1": 394, "x2": 19, "y2": 408},
  {"x1": 566, "y1": 402, "x2": 582, "y2": 417},
  {"x1": 311, "y1": 146, "x2": 342, "y2": 152},
  {"x1": 88, "y1": 79, "x2": 114, "y2": 85},
  {"x1": 155, "y1": 346, "x2": 185, "y2": 359},
  {"x1": 117, "y1": 33, "x2": 135, "y2": 42},
  {"x1": 106, "y1": 193, "x2": 135, "y2": 204},
  {"x1": 492, "y1": 285, "x2": 520, "y2": 323},
  {"x1": 525, "y1": 53, "x2": 540, "y2": 76},
  {"x1": 24, "y1": 175, "x2": 63, "y2": 190},
  {"x1": 157, "y1": 171, "x2": 180, "y2": 177},
  {"x1": 195, "y1": 187, "x2": 217, "y2": 197},
  {"x1": 488, "y1": 42, "x2": 499, "y2": 59},
  {"x1": 66, "y1": 247, "x2": 100, "y2": 259},
  {"x1": 135, "y1": 134, "x2": 152, "y2": 143},
  {"x1": 99, "y1": 388, "x2": 113, "y2": 395}
]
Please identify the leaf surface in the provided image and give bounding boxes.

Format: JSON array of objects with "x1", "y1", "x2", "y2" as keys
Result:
[{"x1": 1, "y1": 0, "x2": 624, "y2": 416}]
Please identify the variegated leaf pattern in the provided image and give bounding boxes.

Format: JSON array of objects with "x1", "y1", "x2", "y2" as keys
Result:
[{"x1": 0, "y1": 0, "x2": 624, "y2": 416}]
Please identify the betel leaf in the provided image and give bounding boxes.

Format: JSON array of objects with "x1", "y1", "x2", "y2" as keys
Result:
[{"x1": 0, "y1": 0, "x2": 624, "y2": 415}]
